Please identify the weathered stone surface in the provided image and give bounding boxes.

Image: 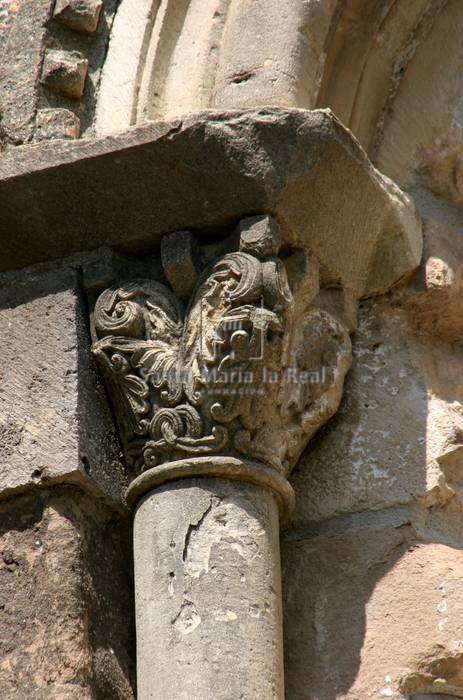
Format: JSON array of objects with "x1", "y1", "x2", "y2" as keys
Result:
[
  {"x1": 0, "y1": 0, "x2": 18, "y2": 45},
  {"x1": 92, "y1": 215, "x2": 352, "y2": 481},
  {"x1": 160, "y1": 230, "x2": 202, "y2": 301},
  {"x1": 96, "y1": 216, "x2": 352, "y2": 700},
  {"x1": 401, "y1": 219, "x2": 463, "y2": 343},
  {"x1": 94, "y1": 0, "x2": 157, "y2": 134},
  {"x1": 289, "y1": 224, "x2": 463, "y2": 523},
  {"x1": 41, "y1": 50, "x2": 89, "y2": 100},
  {"x1": 372, "y1": 1, "x2": 463, "y2": 195},
  {"x1": 238, "y1": 214, "x2": 281, "y2": 258},
  {"x1": 0, "y1": 487, "x2": 135, "y2": 699},
  {"x1": 134, "y1": 478, "x2": 284, "y2": 700},
  {"x1": 0, "y1": 109, "x2": 422, "y2": 295},
  {"x1": 96, "y1": 0, "x2": 337, "y2": 129},
  {"x1": 35, "y1": 108, "x2": 81, "y2": 141},
  {"x1": 208, "y1": 0, "x2": 337, "y2": 113},
  {"x1": 0, "y1": 264, "x2": 124, "y2": 502},
  {"x1": 0, "y1": 0, "x2": 54, "y2": 144},
  {"x1": 54, "y1": 0, "x2": 103, "y2": 35},
  {"x1": 282, "y1": 525, "x2": 463, "y2": 700},
  {"x1": 0, "y1": 0, "x2": 118, "y2": 144},
  {"x1": 291, "y1": 297, "x2": 428, "y2": 522}
]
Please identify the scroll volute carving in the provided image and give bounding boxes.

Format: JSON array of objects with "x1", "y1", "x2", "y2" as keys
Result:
[{"x1": 92, "y1": 216, "x2": 352, "y2": 480}]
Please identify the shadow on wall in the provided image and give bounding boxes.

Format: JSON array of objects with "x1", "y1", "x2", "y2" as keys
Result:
[{"x1": 282, "y1": 519, "x2": 412, "y2": 699}]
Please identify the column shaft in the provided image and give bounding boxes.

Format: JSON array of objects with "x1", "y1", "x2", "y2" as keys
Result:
[{"x1": 134, "y1": 476, "x2": 285, "y2": 700}]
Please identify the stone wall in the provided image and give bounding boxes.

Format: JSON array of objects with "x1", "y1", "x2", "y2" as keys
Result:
[
  {"x1": 0, "y1": 0, "x2": 17, "y2": 45},
  {"x1": 0, "y1": 252, "x2": 138, "y2": 698},
  {"x1": 1, "y1": 1, "x2": 463, "y2": 699},
  {"x1": 0, "y1": 487, "x2": 135, "y2": 699},
  {"x1": 0, "y1": 0, "x2": 118, "y2": 146}
]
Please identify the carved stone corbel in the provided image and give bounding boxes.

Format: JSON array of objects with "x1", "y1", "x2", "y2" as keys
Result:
[{"x1": 92, "y1": 215, "x2": 351, "y2": 699}]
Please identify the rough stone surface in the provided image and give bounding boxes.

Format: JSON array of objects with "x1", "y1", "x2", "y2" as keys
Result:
[
  {"x1": 292, "y1": 291, "x2": 463, "y2": 526},
  {"x1": 35, "y1": 108, "x2": 81, "y2": 141},
  {"x1": 373, "y1": 0, "x2": 463, "y2": 196},
  {"x1": 160, "y1": 229, "x2": 202, "y2": 301},
  {"x1": 0, "y1": 0, "x2": 54, "y2": 145},
  {"x1": 94, "y1": 0, "x2": 157, "y2": 134},
  {"x1": 291, "y1": 297, "x2": 429, "y2": 522},
  {"x1": 0, "y1": 0, "x2": 118, "y2": 145},
  {"x1": 238, "y1": 215, "x2": 281, "y2": 258},
  {"x1": 0, "y1": 264, "x2": 125, "y2": 502},
  {"x1": 0, "y1": 109, "x2": 422, "y2": 295},
  {"x1": 0, "y1": 486, "x2": 135, "y2": 698},
  {"x1": 54, "y1": 0, "x2": 103, "y2": 35},
  {"x1": 41, "y1": 50, "x2": 89, "y2": 100},
  {"x1": 282, "y1": 524, "x2": 463, "y2": 700},
  {"x1": 0, "y1": 0, "x2": 17, "y2": 45},
  {"x1": 134, "y1": 478, "x2": 284, "y2": 700},
  {"x1": 401, "y1": 218, "x2": 463, "y2": 343},
  {"x1": 278, "y1": 4, "x2": 463, "y2": 694}
]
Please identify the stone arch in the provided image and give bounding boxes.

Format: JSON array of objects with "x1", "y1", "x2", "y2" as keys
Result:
[
  {"x1": 95, "y1": 0, "x2": 463, "y2": 200},
  {"x1": 95, "y1": 0, "x2": 337, "y2": 133},
  {"x1": 317, "y1": 0, "x2": 463, "y2": 193}
]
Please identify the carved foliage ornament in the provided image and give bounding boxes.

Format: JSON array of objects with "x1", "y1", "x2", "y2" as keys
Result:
[{"x1": 92, "y1": 216, "x2": 352, "y2": 479}]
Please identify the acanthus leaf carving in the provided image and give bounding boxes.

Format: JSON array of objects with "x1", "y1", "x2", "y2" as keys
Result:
[{"x1": 92, "y1": 216, "x2": 352, "y2": 480}]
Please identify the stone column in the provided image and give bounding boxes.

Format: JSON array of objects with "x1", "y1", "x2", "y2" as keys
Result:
[
  {"x1": 91, "y1": 215, "x2": 352, "y2": 699},
  {"x1": 131, "y1": 466, "x2": 287, "y2": 700}
]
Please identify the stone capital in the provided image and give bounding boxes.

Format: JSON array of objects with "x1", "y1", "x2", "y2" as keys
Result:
[{"x1": 92, "y1": 215, "x2": 352, "y2": 512}]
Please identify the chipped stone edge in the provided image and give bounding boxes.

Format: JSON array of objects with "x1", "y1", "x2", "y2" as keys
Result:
[{"x1": 126, "y1": 457, "x2": 296, "y2": 524}]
